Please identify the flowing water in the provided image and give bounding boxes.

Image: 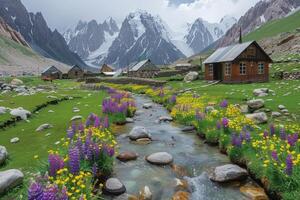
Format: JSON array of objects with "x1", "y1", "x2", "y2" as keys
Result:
[{"x1": 112, "y1": 95, "x2": 252, "y2": 199}]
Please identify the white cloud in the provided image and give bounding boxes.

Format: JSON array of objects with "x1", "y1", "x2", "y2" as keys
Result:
[{"x1": 21, "y1": 0, "x2": 260, "y2": 33}]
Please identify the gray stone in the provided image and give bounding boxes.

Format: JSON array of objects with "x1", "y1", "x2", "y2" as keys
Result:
[
  {"x1": 70, "y1": 115, "x2": 83, "y2": 121},
  {"x1": 184, "y1": 71, "x2": 199, "y2": 82},
  {"x1": 247, "y1": 99, "x2": 264, "y2": 110},
  {"x1": 278, "y1": 105, "x2": 285, "y2": 110},
  {"x1": 209, "y1": 164, "x2": 248, "y2": 183},
  {"x1": 246, "y1": 112, "x2": 268, "y2": 124},
  {"x1": 135, "y1": 110, "x2": 144, "y2": 116},
  {"x1": 10, "y1": 107, "x2": 31, "y2": 120},
  {"x1": 117, "y1": 151, "x2": 138, "y2": 162},
  {"x1": 0, "y1": 146, "x2": 8, "y2": 165},
  {"x1": 239, "y1": 105, "x2": 249, "y2": 114},
  {"x1": 36, "y1": 124, "x2": 53, "y2": 132},
  {"x1": 10, "y1": 79, "x2": 23, "y2": 85},
  {"x1": 104, "y1": 178, "x2": 126, "y2": 195},
  {"x1": 125, "y1": 118, "x2": 134, "y2": 123},
  {"x1": 253, "y1": 88, "x2": 268, "y2": 96},
  {"x1": 10, "y1": 137, "x2": 20, "y2": 144},
  {"x1": 281, "y1": 109, "x2": 289, "y2": 113},
  {"x1": 271, "y1": 112, "x2": 281, "y2": 118},
  {"x1": 129, "y1": 126, "x2": 151, "y2": 141},
  {"x1": 143, "y1": 103, "x2": 153, "y2": 109},
  {"x1": 181, "y1": 126, "x2": 196, "y2": 132},
  {"x1": 48, "y1": 110, "x2": 54, "y2": 113},
  {"x1": 0, "y1": 107, "x2": 6, "y2": 114},
  {"x1": 159, "y1": 116, "x2": 173, "y2": 122},
  {"x1": 0, "y1": 169, "x2": 24, "y2": 195},
  {"x1": 146, "y1": 152, "x2": 173, "y2": 165}
]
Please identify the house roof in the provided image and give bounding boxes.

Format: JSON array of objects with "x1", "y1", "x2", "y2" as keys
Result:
[
  {"x1": 176, "y1": 63, "x2": 192, "y2": 67},
  {"x1": 203, "y1": 41, "x2": 271, "y2": 64},
  {"x1": 41, "y1": 65, "x2": 70, "y2": 74},
  {"x1": 129, "y1": 59, "x2": 151, "y2": 72}
]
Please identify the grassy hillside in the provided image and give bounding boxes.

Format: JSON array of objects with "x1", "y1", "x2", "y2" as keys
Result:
[
  {"x1": 0, "y1": 35, "x2": 37, "y2": 64},
  {"x1": 244, "y1": 10, "x2": 300, "y2": 41}
]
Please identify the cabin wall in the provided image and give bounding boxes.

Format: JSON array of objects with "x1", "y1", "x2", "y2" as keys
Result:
[
  {"x1": 128, "y1": 70, "x2": 159, "y2": 78},
  {"x1": 223, "y1": 61, "x2": 269, "y2": 83},
  {"x1": 67, "y1": 67, "x2": 84, "y2": 79},
  {"x1": 204, "y1": 64, "x2": 214, "y2": 81},
  {"x1": 101, "y1": 65, "x2": 114, "y2": 73}
]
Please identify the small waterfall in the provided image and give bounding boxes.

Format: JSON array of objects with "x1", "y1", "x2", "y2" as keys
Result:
[{"x1": 185, "y1": 173, "x2": 248, "y2": 200}]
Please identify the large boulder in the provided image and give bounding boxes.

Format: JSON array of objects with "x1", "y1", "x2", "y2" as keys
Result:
[
  {"x1": 103, "y1": 178, "x2": 126, "y2": 195},
  {"x1": 0, "y1": 146, "x2": 8, "y2": 165},
  {"x1": 70, "y1": 115, "x2": 83, "y2": 121},
  {"x1": 36, "y1": 124, "x2": 53, "y2": 132},
  {"x1": 10, "y1": 107, "x2": 31, "y2": 120},
  {"x1": 129, "y1": 126, "x2": 151, "y2": 141},
  {"x1": 0, "y1": 107, "x2": 7, "y2": 115},
  {"x1": 247, "y1": 99, "x2": 264, "y2": 110},
  {"x1": 246, "y1": 112, "x2": 268, "y2": 124},
  {"x1": 209, "y1": 164, "x2": 248, "y2": 183},
  {"x1": 253, "y1": 88, "x2": 269, "y2": 96},
  {"x1": 0, "y1": 169, "x2": 24, "y2": 195},
  {"x1": 146, "y1": 152, "x2": 173, "y2": 165},
  {"x1": 184, "y1": 72, "x2": 199, "y2": 82},
  {"x1": 117, "y1": 151, "x2": 138, "y2": 162},
  {"x1": 10, "y1": 78, "x2": 23, "y2": 85}
]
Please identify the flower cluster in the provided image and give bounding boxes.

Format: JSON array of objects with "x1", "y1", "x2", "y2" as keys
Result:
[{"x1": 29, "y1": 114, "x2": 117, "y2": 199}]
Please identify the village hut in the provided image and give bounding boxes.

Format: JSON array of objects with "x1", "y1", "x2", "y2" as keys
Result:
[{"x1": 128, "y1": 59, "x2": 160, "y2": 78}]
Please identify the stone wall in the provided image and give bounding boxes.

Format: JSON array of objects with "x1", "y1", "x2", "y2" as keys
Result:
[
  {"x1": 273, "y1": 71, "x2": 300, "y2": 80},
  {"x1": 85, "y1": 77, "x2": 166, "y2": 87}
]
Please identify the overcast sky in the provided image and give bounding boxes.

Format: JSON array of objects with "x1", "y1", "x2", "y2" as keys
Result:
[{"x1": 21, "y1": 0, "x2": 261, "y2": 33}]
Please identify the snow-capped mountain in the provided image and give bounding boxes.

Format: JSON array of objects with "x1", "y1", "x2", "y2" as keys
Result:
[
  {"x1": 185, "y1": 16, "x2": 237, "y2": 53},
  {"x1": 103, "y1": 10, "x2": 185, "y2": 67},
  {"x1": 63, "y1": 18, "x2": 119, "y2": 67},
  {"x1": 218, "y1": 0, "x2": 300, "y2": 47},
  {"x1": 0, "y1": 0, "x2": 87, "y2": 67}
]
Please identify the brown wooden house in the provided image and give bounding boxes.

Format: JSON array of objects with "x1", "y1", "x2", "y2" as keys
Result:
[
  {"x1": 100, "y1": 64, "x2": 115, "y2": 74},
  {"x1": 67, "y1": 65, "x2": 84, "y2": 79},
  {"x1": 128, "y1": 59, "x2": 160, "y2": 78},
  {"x1": 41, "y1": 66, "x2": 67, "y2": 80},
  {"x1": 203, "y1": 41, "x2": 272, "y2": 83}
]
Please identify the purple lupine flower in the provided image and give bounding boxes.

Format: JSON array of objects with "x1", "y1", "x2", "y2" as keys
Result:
[
  {"x1": 94, "y1": 144, "x2": 100, "y2": 159},
  {"x1": 28, "y1": 182, "x2": 44, "y2": 200},
  {"x1": 42, "y1": 185, "x2": 57, "y2": 200},
  {"x1": 68, "y1": 146, "x2": 80, "y2": 175},
  {"x1": 59, "y1": 186, "x2": 68, "y2": 200},
  {"x1": 263, "y1": 130, "x2": 269, "y2": 138},
  {"x1": 219, "y1": 99, "x2": 228, "y2": 108},
  {"x1": 244, "y1": 131, "x2": 251, "y2": 142},
  {"x1": 216, "y1": 121, "x2": 221, "y2": 130},
  {"x1": 287, "y1": 133, "x2": 298, "y2": 146},
  {"x1": 222, "y1": 118, "x2": 229, "y2": 128},
  {"x1": 94, "y1": 116, "x2": 100, "y2": 128},
  {"x1": 67, "y1": 128, "x2": 75, "y2": 139},
  {"x1": 169, "y1": 94, "x2": 177, "y2": 104},
  {"x1": 103, "y1": 116, "x2": 110, "y2": 129},
  {"x1": 48, "y1": 154, "x2": 64, "y2": 177},
  {"x1": 271, "y1": 151, "x2": 279, "y2": 162},
  {"x1": 92, "y1": 163, "x2": 98, "y2": 177},
  {"x1": 231, "y1": 133, "x2": 242, "y2": 147},
  {"x1": 280, "y1": 128, "x2": 287, "y2": 140},
  {"x1": 78, "y1": 123, "x2": 84, "y2": 133},
  {"x1": 103, "y1": 145, "x2": 115, "y2": 157},
  {"x1": 76, "y1": 138, "x2": 83, "y2": 159},
  {"x1": 71, "y1": 122, "x2": 77, "y2": 133},
  {"x1": 269, "y1": 124, "x2": 275, "y2": 136},
  {"x1": 285, "y1": 154, "x2": 293, "y2": 175}
]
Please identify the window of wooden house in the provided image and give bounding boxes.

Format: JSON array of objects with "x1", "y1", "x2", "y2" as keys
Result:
[
  {"x1": 208, "y1": 64, "x2": 213, "y2": 76},
  {"x1": 239, "y1": 63, "x2": 246, "y2": 75},
  {"x1": 225, "y1": 63, "x2": 231, "y2": 76},
  {"x1": 258, "y1": 63, "x2": 264, "y2": 74}
]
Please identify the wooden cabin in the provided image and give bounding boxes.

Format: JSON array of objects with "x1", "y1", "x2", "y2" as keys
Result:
[
  {"x1": 67, "y1": 65, "x2": 84, "y2": 79},
  {"x1": 128, "y1": 59, "x2": 160, "y2": 78},
  {"x1": 203, "y1": 41, "x2": 272, "y2": 83},
  {"x1": 100, "y1": 64, "x2": 115, "y2": 74},
  {"x1": 41, "y1": 66, "x2": 65, "y2": 80}
]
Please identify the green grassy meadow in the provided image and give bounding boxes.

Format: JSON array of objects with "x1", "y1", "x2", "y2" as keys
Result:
[{"x1": 244, "y1": 10, "x2": 300, "y2": 42}]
